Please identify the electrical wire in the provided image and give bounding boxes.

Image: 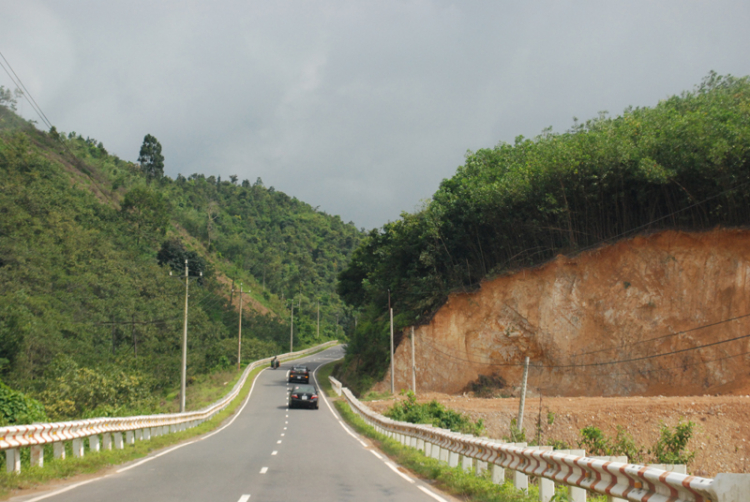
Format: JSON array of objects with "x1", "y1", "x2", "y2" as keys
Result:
[
  {"x1": 571, "y1": 312, "x2": 750, "y2": 358},
  {"x1": 0, "y1": 50, "x2": 52, "y2": 129},
  {"x1": 417, "y1": 330, "x2": 750, "y2": 370}
]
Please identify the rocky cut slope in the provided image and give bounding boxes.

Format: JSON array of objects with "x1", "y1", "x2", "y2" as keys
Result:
[{"x1": 381, "y1": 229, "x2": 750, "y2": 397}]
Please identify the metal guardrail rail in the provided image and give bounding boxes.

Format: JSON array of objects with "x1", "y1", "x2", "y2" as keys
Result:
[
  {"x1": 330, "y1": 376, "x2": 749, "y2": 502},
  {"x1": 0, "y1": 341, "x2": 337, "y2": 472}
]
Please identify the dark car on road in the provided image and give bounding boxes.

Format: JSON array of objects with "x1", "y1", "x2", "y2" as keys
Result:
[
  {"x1": 288, "y1": 365, "x2": 310, "y2": 383},
  {"x1": 289, "y1": 384, "x2": 319, "y2": 409}
]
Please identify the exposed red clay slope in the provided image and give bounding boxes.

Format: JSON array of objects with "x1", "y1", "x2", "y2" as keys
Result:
[{"x1": 378, "y1": 229, "x2": 750, "y2": 397}]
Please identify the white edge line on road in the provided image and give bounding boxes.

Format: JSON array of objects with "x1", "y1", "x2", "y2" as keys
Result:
[
  {"x1": 369, "y1": 450, "x2": 383, "y2": 460},
  {"x1": 418, "y1": 486, "x2": 449, "y2": 502},
  {"x1": 385, "y1": 462, "x2": 414, "y2": 484},
  {"x1": 22, "y1": 477, "x2": 103, "y2": 502},
  {"x1": 260, "y1": 467, "x2": 268, "y2": 474},
  {"x1": 238, "y1": 495, "x2": 251, "y2": 502}
]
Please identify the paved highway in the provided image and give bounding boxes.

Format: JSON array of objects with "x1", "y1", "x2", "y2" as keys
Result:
[{"x1": 13, "y1": 346, "x2": 450, "y2": 502}]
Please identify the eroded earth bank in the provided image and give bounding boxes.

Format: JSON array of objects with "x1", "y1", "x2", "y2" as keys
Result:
[{"x1": 369, "y1": 229, "x2": 750, "y2": 475}]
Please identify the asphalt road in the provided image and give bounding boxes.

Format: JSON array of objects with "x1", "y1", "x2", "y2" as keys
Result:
[{"x1": 14, "y1": 346, "x2": 449, "y2": 502}]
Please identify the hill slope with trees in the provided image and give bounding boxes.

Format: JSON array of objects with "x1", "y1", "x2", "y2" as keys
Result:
[
  {"x1": 0, "y1": 92, "x2": 361, "y2": 421},
  {"x1": 337, "y1": 72, "x2": 750, "y2": 393}
]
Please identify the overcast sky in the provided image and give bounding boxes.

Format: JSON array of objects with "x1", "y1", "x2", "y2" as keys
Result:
[{"x1": 1, "y1": 1, "x2": 749, "y2": 229}]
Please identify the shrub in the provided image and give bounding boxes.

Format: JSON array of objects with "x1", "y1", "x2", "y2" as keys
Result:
[
  {"x1": 0, "y1": 381, "x2": 47, "y2": 426},
  {"x1": 385, "y1": 390, "x2": 485, "y2": 435},
  {"x1": 652, "y1": 420, "x2": 696, "y2": 465}
]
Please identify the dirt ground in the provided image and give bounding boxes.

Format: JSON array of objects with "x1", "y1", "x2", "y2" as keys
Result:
[{"x1": 365, "y1": 392, "x2": 750, "y2": 478}]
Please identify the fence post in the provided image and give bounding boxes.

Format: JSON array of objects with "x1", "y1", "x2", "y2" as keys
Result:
[
  {"x1": 72, "y1": 438, "x2": 84, "y2": 458},
  {"x1": 5, "y1": 449, "x2": 20, "y2": 473},
  {"x1": 30, "y1": 445, "x2": 44, "y2": 468},
  {"x1": 114, "y1": 432, "x2": 124, "y2": 449},
  {"x1": 449, "y1": 450, "x2": 459, "y2": 467},
  {"x1": 102, "y1": 433, "x2": 112, "y2": 450},
  {"x1": 462, "y1": 453, "x2": 473, "y2": 472},
  {"x1": 89, "y1": 434, "x2": 100, "y2": 452}
]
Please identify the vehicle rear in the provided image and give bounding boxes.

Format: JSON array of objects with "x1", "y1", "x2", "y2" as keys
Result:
[{"x1": 289, "y1": 384, "x2": 319, "y2": 409}]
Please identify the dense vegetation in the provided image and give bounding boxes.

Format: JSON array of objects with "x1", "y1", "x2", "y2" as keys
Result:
[
  {"x1": 337, "y1": 72, "x2": 750, "y2": 391},
  {"x1": 0, "y1": 92, "x2": 361, "y2": 422}
]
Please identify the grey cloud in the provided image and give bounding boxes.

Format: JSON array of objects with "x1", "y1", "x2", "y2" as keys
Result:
[{"x1": 1, "y1": 1, "x2": 749, "y2": 228}]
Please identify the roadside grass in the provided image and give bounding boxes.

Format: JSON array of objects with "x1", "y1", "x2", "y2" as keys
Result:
[
  {"x1": 0, "y1": 364, "x2": 266, "y2": 500},
  {"x1": 317, "y1": 361, "x2": 539, "y2": 502}
]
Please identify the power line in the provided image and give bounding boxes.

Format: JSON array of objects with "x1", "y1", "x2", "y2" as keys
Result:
[
  {"x1": 417, "y1": 330, "x2": 750, "y2": 370},
  {"x1": 572, "y1": 312, "x2": 750, "y2": 357},
  {"x1": 0, "y1": 50, "x2": 52, "y2": 129}
]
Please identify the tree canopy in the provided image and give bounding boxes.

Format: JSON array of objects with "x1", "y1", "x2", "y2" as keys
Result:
[{"x1": 138, "y1": 133, "x2": 165, "y2": 181}]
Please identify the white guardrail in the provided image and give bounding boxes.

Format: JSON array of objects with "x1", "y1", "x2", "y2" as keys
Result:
[
  {"x1": 0, "y1": 341, "x2": 337, "y2": 473},
  {"x1": 329, "y1": 376, "x2": 749, "y2": 502}
]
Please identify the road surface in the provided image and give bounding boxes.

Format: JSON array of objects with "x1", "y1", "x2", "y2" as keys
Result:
[{"x1": 13, "y1": 346, "x2": 450, "y2": 502}]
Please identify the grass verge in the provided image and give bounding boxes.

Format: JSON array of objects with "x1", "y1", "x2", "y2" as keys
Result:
[
  {"x1": 0, "y1": 364, "x2": 266, "y2": 500},
  {"x1": 318, "y1": 360, "x2": 608, "y2": 502}
]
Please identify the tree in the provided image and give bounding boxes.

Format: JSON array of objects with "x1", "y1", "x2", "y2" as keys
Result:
[
  {"x1": 121, "y1": 187, "x2": 170, "y2": 245},
  {"x1": 138, "y1": 134, "x2": 165, "y2": 181}
]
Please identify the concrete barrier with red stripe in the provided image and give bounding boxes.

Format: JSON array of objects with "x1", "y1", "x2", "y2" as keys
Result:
[
  {"x1": 1, "y1": 341, "x2": 337, "y2": 473},
  {"x1": 330, "y1": 376, "x2": 749, "y2": 502}
]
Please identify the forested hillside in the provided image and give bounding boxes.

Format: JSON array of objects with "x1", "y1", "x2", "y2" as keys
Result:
[
  {"x1": 0, "y1": 93, "x2": 361, "y2": 422},
  {"x1": 337, "y1": 72, "x2": 750, "y2": 392}
]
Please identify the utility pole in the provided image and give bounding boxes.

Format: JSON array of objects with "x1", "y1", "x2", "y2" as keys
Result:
[
  {"x1": 180, "y1": 259, "x2": 189, "y2": 414},
  {"x1": 289, "y1": 299, "x2": 294, "y2": 352},
  {"x1": 237, "y1": 283, "x2": 243, "y2": 371},
  {"x1": 389, "y1": 290, "x2": 394, "y2": 395},
  {"x1": 517, "y1": 356, "x2": 530, "y2": 432},
  {"x1": 169, "y1": 259, "x2": 201, "y2": 413},
  {"x1": 411, "y1": 326, "x2": 416, "y2": 394}
]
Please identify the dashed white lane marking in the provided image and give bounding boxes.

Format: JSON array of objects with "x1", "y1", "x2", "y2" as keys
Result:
[
  {"x1": 418, "y1": 486, "x2": 449, "y2": 502},
  {"x1": 238, "y1": 495, "x2": 251, "y2": 502},
  {"x1": 277, "y1": 440, "x2": 282, "y2": 444},
  {"x1": 285, "y1": 421, "x2": 288, "y2": 424},
  {"x1": 369, "y1": 450, "x2": 383, "y2": 460},
  {"x1": 283, "y1": 427, "x2": 287, "y2": 430},
  {"x1": 281, "y1": 433, "x2": 285, "y2": 436},
  {"x1": 260, "y1": 467, "x2": 268, "y2": 474},
  {"x1": 272, "y1": 451, "x2": 278, "y2": 455},
  {"x1": 385, "y1": 462, "x2": 414, "y2": 484}
]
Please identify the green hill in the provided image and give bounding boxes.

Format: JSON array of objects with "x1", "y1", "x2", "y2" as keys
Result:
[
  {"x1": 337, "y1": 72, "x2": 750, "y2": 393},
  {"x1": 0, "y1": 93, "x2": 362, "y2": 420}
]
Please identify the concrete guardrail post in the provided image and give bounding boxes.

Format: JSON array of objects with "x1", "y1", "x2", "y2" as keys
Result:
[
  {"x1": 102, "y1": 433, "x2": 112, "y2": 450},
  {"x1": 126, "y1": 430, "x2": 135, "y2": 445},
  {"x1": 440, "y1": 446, "x2": 450, "y2": 464},
  {"x1": 431, "y1": 442, "x2": 441, "y2": 460},
  {"x1": 53, "y1": 441, "x2": 65, "y2": 459},
  {"x1": 511, "y1": 442, "x2": 528, "y2": 491},
  {"x1": 89, "y1": 434, "x2": 100, "y2": 452},
  {"x1": 476, "y1": 459, "x2": 487, "y2": 476},
  {"x1": 144, "y1": 428, "x2": 151, "y2": 440},
  {"x1": 417, "y1": 438, "x2": 425, "y2": 452},
  {"x1": 449, "y1": 450, "x2": 459, "y2": 467},
  {"x1": 114, "y1": 432, "x2": 124, "y2": 450},
  {"x1": 30, "y1": 445, "x2": 44, "y2": 468},
  {"x1": 5, "y1": 448, "x2": 20, "y2": 473},
  {"x1": 462, "y1": 453, "x2": 473, "y2": 472},
  {"x1": 136, "y1": 429, "x2": 143, "y2": 441},
  {"x1": 72, "y1": 438, "x2": 84, "y2": 458}
]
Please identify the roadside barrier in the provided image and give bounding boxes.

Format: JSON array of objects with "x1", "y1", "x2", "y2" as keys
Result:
[
  {"x1": 330, "y1": 376, "x2": 749, "y2": 502},
  {"x1": 0, "y1": 341, "x2": 337, "y2": 473}
]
